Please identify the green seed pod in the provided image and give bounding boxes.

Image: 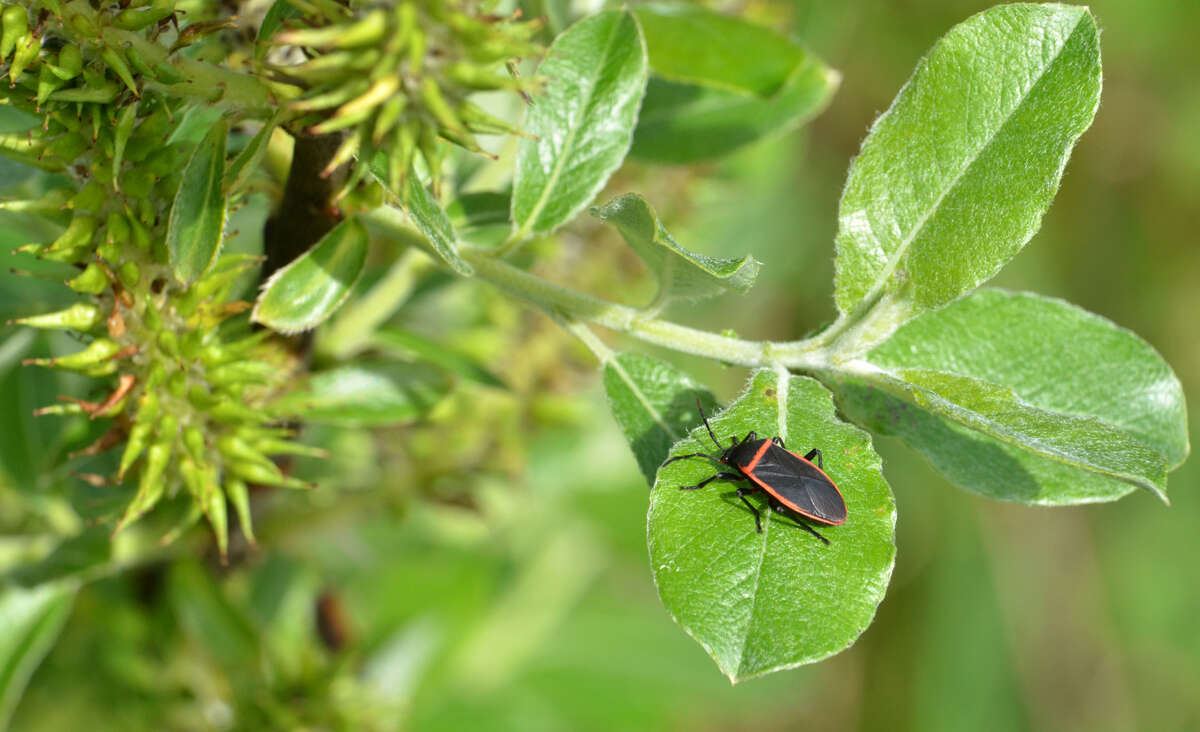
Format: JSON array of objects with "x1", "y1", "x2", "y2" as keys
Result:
[
  {"x1": 136, "y1": 197, "x2": 157, "y2": 227},
  {"x1": 111, "y1": 100, "x2": 139, "y2": 191},
  {"x1": 183, "y1": 425, "x2": 207, "y2": 462},
  {"x1": 9, "y1": 33, "x2": 41, "y2": 89},
  {"x1": 100, "y1": 46, "x2": 140, "y2": 96},
  {"x1": 118, "y1": 393, "x2": 160, "y2": 479},
  {"x1": 187, "y1": 385, "x2": 219, "y2": 410},
  {"x1": 66, "y1": 262, "x2": 111, "y2": 295},
  {"x1": 227, "y1": 459, "x2": 306, "y2": 490},
  {"x1": 36, "y1": 64, "x2": 68, "y2": 107},
  {"x1": 457, "y1": 100, "x2": 521, "y2": 136},
  {"x1": 44, "y1": 132, "x2": 90, "y2": 163},
  {"x1": 338, "y1": 74, "x2": 400, "y2": 120},
  {"x1": 226, "y1": 479, "x2": 255, "y2": 545},
  {"x1": 118, "y1": 261, "x2": 140, "y2": 288},
  {"x1": 25, "y1": 337, "x2": 121, "y2": 372},
  {"x1": 113, "y1": 0, "x2": 175, "y2": 31},
  {"x1": 49, "y1": 44, "x2": 83, "y2": 80},
  {"x1": 371, "y1": 94, "x2": 406, "y2": 143},
  {"x1": 217, "y1": 434, "x2": 276, "y2": 470},
  {"x1": 279, "y1": 8, "x2": 388, "y2": 49},
  {"x1": 10, "y1": 303, "x2": 103, "y2": 332},
  {"x1": 69, "y1": 180, "x2": 107, "y2": 213},
  {"x1": 122, "y1": 166, "x2": 156, "y2": 199},
  {"x1": 157, "y1": 413, "x2": 179, "y2": 442},
  {"x1": 50, "y1": 214, "x2": 99, "y2": 253},
  {"x1": 291, "y1": 79, "x2": 369, "y2": 113},
  {"x1": 123, "y1": 43, "x2": 156, "y2": 79},
  {"x1": 68, "y1": 12, "x2": 97, "y2": 36},
  {"x1": 106, "y1": 211, "x2": 131, "y2": 247},
  {"x1": 445, "y1": 62, "x2": 527, "y2": 92},
  {"x1": 0, "y1": 5, "x2": 28, "y2": 60},
  {"x1": 253, "y1": 438, "x2": 329, "y2": 460},
  {"x1": 203, "y1": 468, "x2": 228, "y2": 559},
  {"x1": 116, "y1": 440, "x2": 172, "y2": 531},
  {"x1": 128, "y1": 214, "x2": 153, "y2": 253},
  {"x1": 159, "y1": 331, "x2": 182, "y2": 361},
  {"x1": 151, "y1": 60, "x2": 185, "y2": 85}
]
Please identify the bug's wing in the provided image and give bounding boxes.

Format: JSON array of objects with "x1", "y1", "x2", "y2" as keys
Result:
[{"x1": 751, "y1": 445, "x2": 847, "y2": 524}]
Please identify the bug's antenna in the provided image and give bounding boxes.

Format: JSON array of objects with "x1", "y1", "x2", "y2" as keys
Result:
[{"x1": 696, "y1": 398, "x2": 723, "y2": 450}]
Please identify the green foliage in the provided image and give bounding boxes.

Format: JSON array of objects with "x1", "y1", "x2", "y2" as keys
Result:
[
  {"x1": 0, "y1": 0, "x2": 1192, "y2": 724},
  {"x1": 833, "y1": 4, "x2": 1101, "y2": 346},
  {"x1": 649, "y1": 369, "x2": 895, "y2": 681},
  {"x1": 511, "y1": 10, "x2": 648, "y2": 240},
  {"x1": 252, "y1": 217, "x2": 369, "y2": 334}
]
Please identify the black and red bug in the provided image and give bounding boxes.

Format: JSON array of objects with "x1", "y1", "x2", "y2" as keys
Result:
[{"x1": 662, "y1": 400, "x2": 847, "y2": 545}]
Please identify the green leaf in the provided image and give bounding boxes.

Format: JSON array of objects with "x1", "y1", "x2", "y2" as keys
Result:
[
  {"x1": 0, "y1": 582, "x2": 75, "y2": 728},
  {"x1": 633, "y1": 4, "x2": 808, "y2": 96},
  {"x1": 252, "y1": 217, "x2": 369, "y2": 334},
  {"x1": 167, "y1": 561, "x2": 260, "y2": 673},
  {"x1": 602, "y1": 352, "x2": 717, "y2": 485},
  {"x1": 7, "y1": 527, "x2": 111, "y2": 588},
  {"x1": 372, "y1": 328, "x2": 506, "y2": 389},
  {"x1": 591, "y1": 194, "x2": 758, "y2": 303},
  {"x1": 835, "y1": 364, "x2": 1169, "y2": 503},
  {"x1": 833, "y1": 5, "x2": 1101, "y2": 323},
  {"x1": 270, "y1": 362, "x2": 450, "y2": 427},
  {"x1": 649, "y1": 369, "x2": 895, "y2": 681},
  {"x1": 833, "y1": 289, "x2": 1188, "y2": 504},
  {"x1": 511, "y1": 10, "x2": 647, "y2": 238},
  {"x1": 403, "y1": 179, "x2": 473, "y2": 276},
  {"x1": 224, "y1": 115, "x2": 278, "y2": 195},
  {"x1": 256, "y1": 0, "x2": 301, "y2": 61},
  {"x1": 629, "y1": 4, "x2": 837, "y2": 164},
  {"x1": 168, "y1": 119, "x2": 229, "y2": 284}
]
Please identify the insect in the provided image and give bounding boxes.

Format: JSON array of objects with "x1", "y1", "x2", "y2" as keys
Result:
[{"x1": 662, "y1": 400, "x2": 847, "y2": 545}]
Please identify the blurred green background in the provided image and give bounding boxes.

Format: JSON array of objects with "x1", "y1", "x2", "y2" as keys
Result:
[{"x1": 3, "y1": 0, "x2": 1198, "y2": 729}]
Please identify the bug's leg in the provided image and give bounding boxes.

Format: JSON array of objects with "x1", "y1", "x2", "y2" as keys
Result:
[
  {"x1": 662, "y1": 452, "x2": 721, "y2": 467},
  {"x1": 804, "y1": 448, "x2": 824, "y2": 469},
  {"x1": 772, "y1": 436, "x2": 787, "y2": 448},
  {"x1": 735, "y1": 487, "x2": 763, "y2": 533},
  {"x1": 679, "y1": 472, "x2": 743, "y2": 491},
  {"x1": 770, "y1": 502, "x2": 830, "y2": 545}
]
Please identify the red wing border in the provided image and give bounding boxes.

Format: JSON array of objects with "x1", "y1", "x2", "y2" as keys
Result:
[{"x1": 740, "y1": 443, "x2": 847, "y2": 525}]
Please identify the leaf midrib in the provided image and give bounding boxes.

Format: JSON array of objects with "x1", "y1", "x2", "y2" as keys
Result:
[
  {"x1": 517, "y1": 15, "x2": 627, "y2": 237},
  {"x1": 844, "y1": 12, "x2": 1087, "y2": 314}
]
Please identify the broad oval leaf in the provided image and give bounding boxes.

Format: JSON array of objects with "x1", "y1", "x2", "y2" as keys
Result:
[
  {"x1": 511, "y1": 10, "x2": 647, "y2": 238},
  {"x1": 629, "y1": 5, "x2": 837, "y2": 163},
  {"x1": 833, "y1": 5, "x2": 1101, "y2": 319},
  {"x1": 834, "y1": 289, "x2": 1188, "y2": 504},
  {"x1": 836, "y1": 364, "x2": 1169, "y2": 503},
  {"x1": 591, "y1": 194, "x2": 759, "y2": 302},
  {"x1": 0, "y1": 583, "x2": 75, "y2": 728},
  {"x1": 168, "y1": 119, "x2": 229, "y2": 284},
  {"x1": 224, "y1": 115, "x2": 279, "y2": 195},
  {"x1": 252, "y1": 217, "x2": 368, "y2": 334},
  {"x1": 270, "y1": 362, "x2": 450, "y2": 427},
  {"x1": 649, "y1": 369, "x2": 895, "y2": 682},
  {"x1": 603, "y1": 352, "x2": 717, "y2": 484}
]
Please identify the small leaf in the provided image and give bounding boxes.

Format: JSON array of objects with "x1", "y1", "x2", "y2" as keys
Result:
[
  {"x1": 252, "y1": 217, "x2": 369, "y2": 334},
  {"x1": 0, "y1": 582, "x2": 75, "y2": 728},
  {"x1": 270, "y1": 363, "x2": 450, "y2": 427},
  {"x1": 602, "y1": 352, "x2": 717, "y2": 484},
  {"x1": 511, "y1": 10, "x2": 648, "y2": 238},
  {"x1": 372, "y1": 328, "x2": 506, "y2": 389},
  {"x1": 633, "y1": 3, "x2": 810, "y2": 95},
  {"x1": 592, "y1": 194, "x2": 758, "y2": 303},
  {"x1": 649, "y1": 369, "x2": 895, "y2": 681},
  {"x1": 256, "y1": 0, "x2": 301, "y2": 60},
  {"x1": 168, "y1": 119, "x2": 229, "y2": 284},
  {"x1": 404, "y1": 179, "x2": 473, "y2": 276},
  {"x1": 833, "y1": 5, "x2": 1101, "y2": 324},
  {"x1": 224, "y1": 115, "x2": 279, "y2": 195},
  {"x1": 629, "y1": 4, "x2": 837, "y2": 163},
  {"x1": 834, "y1": 289, "x2": 1188, "y2": 504}
]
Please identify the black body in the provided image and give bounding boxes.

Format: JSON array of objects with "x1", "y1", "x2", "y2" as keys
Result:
[{"x1": 663, "y1": 400, "x2": 847, "y2": 544}]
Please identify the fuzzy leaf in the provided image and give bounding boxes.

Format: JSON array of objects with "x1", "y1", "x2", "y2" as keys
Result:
[
  {"x1": 592, "y1": 194, "x2": 758, "y2": 302},
  {"x1": 834, "y1": 5, "x2": 1101, "y2": 323},
  {"x1": 0, "y1": 582, "x2": 75, "y2": 728},
  {"x1": 649, "y1": 369, "x2": 895, "y2": 682},
  {"x1": 629, "y1": 4, "x2": 837, "y2": 163},
  {"x1": 168, "y1": 119, "x2": 229, "y2": 284},
  {"x1": 403, "y1": 180, "x2": 473, "y2": 276},
  {"x1": 603, "y1": 352, "x2": 718, "y2": 484},
  {"x1": 270, "y1": 363, "x2": 450, "y2": 427},
  {"x1": 252, "y1": 217, "x2": 368, "y2": 334},
  {"x1": 224, "y1": 116, "x2": 278, "y2": 195},
  {"x1": 511, "y1": 10, "x2": 647, "y2": 238},
  {"x1": 834, "y1": 289, "x2": 1187, "y2": 504}
]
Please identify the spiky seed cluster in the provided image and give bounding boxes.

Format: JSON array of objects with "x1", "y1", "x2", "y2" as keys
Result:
[
  {"x1": 1, "y1": 1, "x2": 316, "y2": 557},
  {"x1": 271, "y1": 0, "x2": 541, "y2": 198}
]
